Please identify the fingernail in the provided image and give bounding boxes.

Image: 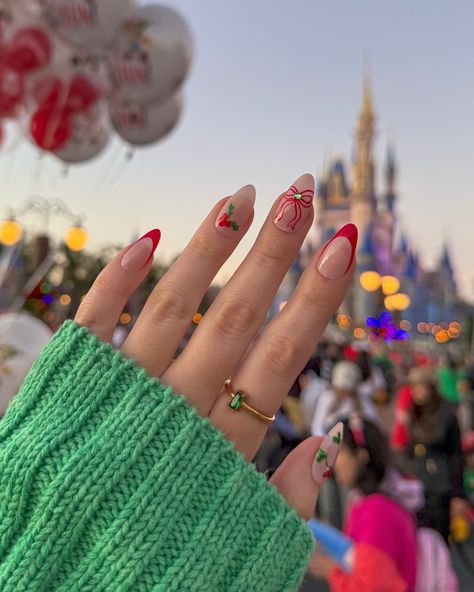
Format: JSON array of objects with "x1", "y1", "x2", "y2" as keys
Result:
[
  {"x1": 273, "y1": 173, "x2": 314, "y2": 233},
  {"x1": 121, "y1": 229, "x2": 161, "y2": 272},
  {"x1": 215, "y1": 185, "x2": 256, "y2": 236},
  {"x1": 317, "y1": 223, "x2": 358, "y2": 280},
  {"x1": 311, "y1": 422, "x2": 343, "y2": 485}
]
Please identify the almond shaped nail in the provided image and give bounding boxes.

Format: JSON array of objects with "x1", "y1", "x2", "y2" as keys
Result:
[
  {"x1": 273, "y1": 173, "x2": 314, "y2": 233},
  {"x1": 311, "y1": 422, "x2": 344, "y2": 485},
  {"x1": 215, "y1": 185, "x2": 256, "y2": 236},
  {"x1": 317, "y1": 223, "x2": 358, "y2": 280},
  {"x1": 121, "y1": 229, "x2": 161, "y2": 272}
]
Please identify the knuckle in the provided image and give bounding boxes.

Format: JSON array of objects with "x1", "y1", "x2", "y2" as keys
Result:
[
  {"x1": 255, "y1": 236, "x2": 291, "y2": 268},
  {"x1": 261, "y1": 332, "x2": 305, "y2": 378},
  {"x1": 188, "y1": 234, "x2": 220, "y2": 262},
  {"x1": 147, "y1": 285, "x2": 193, "y2": 325},
  {"x1": 212, "y1": 298, "x2": 259, "y2": 338},
  {"x1": 298, "y1": 286, "x2": 330, "y2": 312}
]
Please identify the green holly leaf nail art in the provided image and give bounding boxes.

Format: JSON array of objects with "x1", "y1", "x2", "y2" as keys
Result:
[
  {"x1": 332, "y1": 431, "x2": 341, "y2": 444},
  {"x1": 315, "y1": 448, "x2": 328, "y2": 463}
]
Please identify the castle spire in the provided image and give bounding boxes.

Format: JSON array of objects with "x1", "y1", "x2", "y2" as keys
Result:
[
  {"x1": 359, "y1": 67, "x2": 374, "y2": 129},
  {"x1": 352, "y1": 67, "x2": 376, "y2": 201}
]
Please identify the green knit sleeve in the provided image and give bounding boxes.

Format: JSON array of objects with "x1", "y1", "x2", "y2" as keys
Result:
[{"x1": 0, "y1": 321, "x2": 313, "y2": 592}]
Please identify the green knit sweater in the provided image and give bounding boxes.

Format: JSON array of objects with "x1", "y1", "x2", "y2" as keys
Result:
[{"x1": 0, "y1": 321, "x2": 313, "y2": 591}]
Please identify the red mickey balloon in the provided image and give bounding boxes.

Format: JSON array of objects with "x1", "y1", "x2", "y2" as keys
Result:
[
  {"x1": 8, "y1": 27, "x2": 52, "y2": 74},
  {"x1": 30, "y1": 105, "x2": 71, "y2": 151},
  {"x1": 66, "y1": 74, "x2": 100, "y2": 113},
  {"x1": 0, "y1": 62, "x2": 24, "y2": 118}
]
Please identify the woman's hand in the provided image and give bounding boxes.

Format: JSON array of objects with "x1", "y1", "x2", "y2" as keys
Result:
[
  {"x1": 308, "y1": 551, "x2": 338, "y2": 580},
  {"x1": 75, "y1": 174, "x2": 357, "y2": 520}
]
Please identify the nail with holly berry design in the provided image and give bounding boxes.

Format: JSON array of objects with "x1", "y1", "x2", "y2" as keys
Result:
[
  {"x1": 215, "y1": 185, "x2": 256, "y2": 237},
  {"x1": 311, "y1": 422, "x2": 343, "y2": 485},
  {"x1": 274, "y1": 173, "x2": 314, "y2": 233}
]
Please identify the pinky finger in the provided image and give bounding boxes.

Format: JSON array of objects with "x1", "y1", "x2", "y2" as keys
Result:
[
  {"x1": 75, "y1": 229, "x2": 161, "y2": 343},
  {"x1": 269, "y1": 423, "x2": 343, "y2": 520}
]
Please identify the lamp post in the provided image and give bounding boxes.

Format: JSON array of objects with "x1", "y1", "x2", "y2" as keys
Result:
[
  {"x1": 0, "y1": 197, "x2": 89, "y2": 311},
  {"x1": 0, "y1": 196, "x2": 88, "y2": 251}
]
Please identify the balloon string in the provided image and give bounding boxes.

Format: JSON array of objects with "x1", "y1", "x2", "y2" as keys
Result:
[{"x1": 104, "y1": 147, "x2": 134, "y2": 193}]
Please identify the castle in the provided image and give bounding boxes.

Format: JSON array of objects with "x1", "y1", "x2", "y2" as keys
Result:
[{"x1": 273, "y1": 75, "x2": 466, "y2": 342}]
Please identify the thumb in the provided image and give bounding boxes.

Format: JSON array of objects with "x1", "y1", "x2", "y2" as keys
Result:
[{"x1": 269, "y1": 422, "x2": 343, "y2": 520}]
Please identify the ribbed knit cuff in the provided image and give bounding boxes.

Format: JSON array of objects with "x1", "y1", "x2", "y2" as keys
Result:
[{"x1": 0, "y1": 321, "x2": 313, "y2": 592}]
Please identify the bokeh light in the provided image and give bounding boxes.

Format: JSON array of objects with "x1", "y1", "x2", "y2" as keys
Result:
[
  {"x1": 0, "y1": 218, "x2": 23, "y2": 246},
  {"x1": 359, "y1": 271, "x2": 381, "y2": 292},
  {"x1": 64, "y1": 226, "x2": 89, "y2": 252},
  {"x1": 381, "y1": 275, "x2": 400, "y2": 296}
]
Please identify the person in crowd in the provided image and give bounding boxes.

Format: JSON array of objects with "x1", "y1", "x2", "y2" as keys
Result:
[
  {"x1": 0, "y1": 176, "x2": 358, "y2": 591},
  {"x1": 437, "y1": 353, "x2": 463, "y2": 407},
  {"x1": 308, "y1": 417, "x2": 421, "y2": 591},
  {"x1": 457, "y1": 374, "x2": 474, "y2": 434},
  {"x1": 299, "y1": 355, "x2": 328, "y2": 432},
  {"x1": 355, "y1": 349, "x2": 388, "y2": 406},
  {"x1": 395, "y1": 367, "x2": 467, "y2": 542},
  {"x1": 310, "y1": 360, "x2": 378, "y2": 437},
  {"x1": 462, "y1": 431, "x2": 474, "y2": 507}
]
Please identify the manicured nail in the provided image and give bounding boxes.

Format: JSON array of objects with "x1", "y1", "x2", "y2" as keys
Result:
[
  {"x1": 215, "y1": 185, "x2": 256, "y2": 236},
  {"x1": 311, "y1": 422, "x2": 343, "y2": 485},
  {"x1": 317, "y1": 223, "x2": 358, "y2": 280},
  {"x1": 273, "y1": 173, "x2": 314, "y2": 233},
  {"x1": 121, "y1": 229, "x2": 161, "y2": 272}
]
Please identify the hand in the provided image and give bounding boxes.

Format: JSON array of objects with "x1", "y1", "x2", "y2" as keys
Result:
[
  {"x1": 75, "y1": 174, "x2": 356, "y2": 519},
  {"x1": 308, "y1": 551, "x2": 338, "y2": 580}
]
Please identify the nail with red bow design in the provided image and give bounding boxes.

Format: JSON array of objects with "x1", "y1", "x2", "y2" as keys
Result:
[
  {"x1": 273, "y1": 173, "x2": 314, "y2": 233},
  {"x1": 311, "y1": 422, "x2": 343, "y2": 486}
]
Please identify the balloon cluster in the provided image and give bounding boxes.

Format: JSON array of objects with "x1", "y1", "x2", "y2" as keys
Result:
[{"x1": 0, "y1": 0, "x2": 193, "y2": 163}]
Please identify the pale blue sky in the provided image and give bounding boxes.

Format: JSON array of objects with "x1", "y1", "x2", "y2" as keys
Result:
[{"x1": 1, "y1": 1, "x2": 474, "y2": 297}]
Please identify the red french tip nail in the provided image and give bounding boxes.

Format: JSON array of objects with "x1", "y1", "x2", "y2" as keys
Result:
[
  {"x1": 141, "y1": 228, "x2": 161, "y2": 264},
  {"x1": 334, "y1": 223, "x2": 358, "y2": 271}
]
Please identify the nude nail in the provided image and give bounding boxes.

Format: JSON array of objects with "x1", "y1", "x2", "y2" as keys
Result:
[
  {"x1": 317, "y1": 224, "x2": 358, "y2": 280},
  {"x1": 121, "y1": 229, "x2": 161, "y2": 272},
  {"x1": 215, "y1": 185, "x2": 256, "y2": 236},
  {"x1": 273, "y1": 173, "x2": 314, "y2": 233},
  {"x1": 311, "y1": 422, "x2": 343, "y2": 485}
]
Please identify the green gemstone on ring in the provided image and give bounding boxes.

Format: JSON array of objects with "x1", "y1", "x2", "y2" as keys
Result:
[{"x1": 229, "y1": 391, "x2": 245, "y2": 410}]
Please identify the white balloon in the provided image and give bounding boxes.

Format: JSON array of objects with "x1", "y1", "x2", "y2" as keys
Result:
[
  {"x1": 108, "y1": 4, "x2": 193, "y2": 106},
  {"x1": 54, "y1": 105, "x2": 109, "y2": 162},
  {"x1": 109, "y1": 93, "x2": 182, "y2": 146},
  {"x1": 40, "y1": 0, "x2": 135, "y2": 49},
  {"x1": 0, "y1": 313, "x2": 52, "y2": 416}
]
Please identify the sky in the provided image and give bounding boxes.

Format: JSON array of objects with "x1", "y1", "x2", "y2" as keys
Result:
[{"x1": 1, "y1": 0, "x2": 474, "y2": 298}]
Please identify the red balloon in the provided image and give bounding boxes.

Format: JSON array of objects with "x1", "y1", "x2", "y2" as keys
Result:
[
  {"x1": 0, "y1": 62, "x2": 24, "y2": 118},
  {"x1": 8, "y1": 27, "x2": 52, "y2": 74},
  {"x1": 66, "y1": 75, "x2": 100, "y2": 113},
  {"x1": 30, "y1": 106, "x2": 71, "y2": 151}
]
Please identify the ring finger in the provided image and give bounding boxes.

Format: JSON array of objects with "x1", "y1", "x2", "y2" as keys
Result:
[{"x1": 209, "y1": 223, "x2": 358, "y2": 459}]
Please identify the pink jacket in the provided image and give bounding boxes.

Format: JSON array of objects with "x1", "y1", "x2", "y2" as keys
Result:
[{"x1": 330, "y1": 493, "x2": 417, "y2": 592}]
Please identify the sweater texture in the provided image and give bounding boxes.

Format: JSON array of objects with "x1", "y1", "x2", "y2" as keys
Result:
[{"x1": 0, "y1": 321, "x2": 313, "y2": 591}]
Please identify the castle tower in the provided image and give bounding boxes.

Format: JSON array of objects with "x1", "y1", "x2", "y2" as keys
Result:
[
  {"x1": 351, "y1": 72, "x2": 377, "y2": 247},
  {"x1": 384, "y1": 144, "x2": 397, "y2": 212}
]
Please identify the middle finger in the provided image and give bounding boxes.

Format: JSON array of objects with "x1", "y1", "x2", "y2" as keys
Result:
[{"x1": 163, "y1": 173, "x2": 315, "y2": 415}]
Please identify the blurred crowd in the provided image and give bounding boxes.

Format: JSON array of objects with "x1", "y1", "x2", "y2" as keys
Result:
[{"x1": 254, "y1": 342, "x2": 474, "y2": 592}]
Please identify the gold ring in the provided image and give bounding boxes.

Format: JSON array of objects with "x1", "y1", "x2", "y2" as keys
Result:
[{"x1": 224, "y1": 379, "x2": 275, "y2": 424}]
